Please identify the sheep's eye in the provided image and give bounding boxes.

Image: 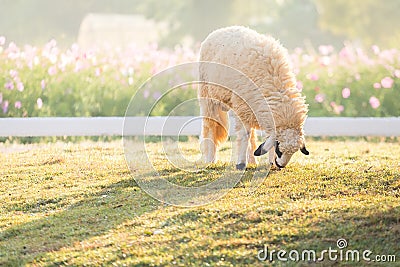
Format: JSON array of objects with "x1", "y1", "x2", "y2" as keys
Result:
[{"x1": 275, "y1": 141, "x2": 283, "y2": 158}]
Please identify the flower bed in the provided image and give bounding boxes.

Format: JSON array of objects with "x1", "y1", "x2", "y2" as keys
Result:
[{"x1": 1, "y1": 37, "x2": 399, "y2": 117}]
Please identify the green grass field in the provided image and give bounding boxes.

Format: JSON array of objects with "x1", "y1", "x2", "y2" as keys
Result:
[{"x1": 0, "y1": 139, "x2": 399, "y2": 266}]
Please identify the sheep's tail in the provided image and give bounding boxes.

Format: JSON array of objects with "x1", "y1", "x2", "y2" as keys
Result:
[
  {"x1": 200, "y1": 100, "x2": 229, "y2": 146},
  {"x1": 213, "y1": 107, "x2": 229, "y2": 145}
]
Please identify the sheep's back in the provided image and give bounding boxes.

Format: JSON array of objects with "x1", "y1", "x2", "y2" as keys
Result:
[{"x1": 200, "y1": 26, "x2": 295, "y2": 93}]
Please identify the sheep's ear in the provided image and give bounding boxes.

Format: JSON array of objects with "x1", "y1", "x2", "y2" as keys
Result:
[
  {"x1": 254, "y1": 136, "x2": 275, "y2": 156},
  {"x1": 300, "y1": 146, "x2": 309, "y2": 155}
]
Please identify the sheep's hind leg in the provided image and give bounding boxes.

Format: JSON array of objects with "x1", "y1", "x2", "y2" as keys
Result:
[{"x1": 201, "y1": 118, "x2": 217, "y2": 163}]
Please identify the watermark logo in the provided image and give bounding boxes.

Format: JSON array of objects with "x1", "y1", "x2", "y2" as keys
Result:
[
  {"x1": 336, "y1": 238, "x2": 347, "y2": 249},
  {"x1": 123, "y1": 62, "x2": 275, "y2": 207},
  {"x1": 257, "y1": 238, "x2": 396, "y2": 263}
]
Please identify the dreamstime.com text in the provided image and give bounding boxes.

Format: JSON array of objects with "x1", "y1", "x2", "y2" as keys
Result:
[{"x1": 257, "y1": 238, "x2": 396, "y2": 263}]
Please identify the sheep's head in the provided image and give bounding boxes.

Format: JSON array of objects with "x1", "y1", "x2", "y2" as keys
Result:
[{"x1": 253, "y1": 128, "x2": 309, "y2": 168}]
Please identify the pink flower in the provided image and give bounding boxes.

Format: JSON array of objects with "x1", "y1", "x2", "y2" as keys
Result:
[
  {"x1": 0, "y1": 36, "x2": 5, "y2": 46},
  {"x1": 74, "y1": 61, "x2": 84, "y2": 72},
  {"x1": 369, "y1": 96, "x2": 380, "y2": 109},
  {"x1": 9, "y1": 69, "x2": 18, "y2": 79},
  {"x1": 330, "y1": 102, "x2": 344, "y2": 114},
  {"x1": 296, "y1": 81, "x2": 303, "y2": 91},
  {"x1": 318, "y1": 45, "x2": 334, "y2": 55},
  {"x1": 95, "y1": 68, "x2": 101, "y2": 77},
  {"x1": 307, "y1": 73, "x2": 319, "y2": 81},
  {"x1": 46, "y1": 39, "x2": 57, "y2": 48},
  {"x1": 48, "y1": 66, "x2": 57, "y2": 76},
  {"x1": 394, "y1": 69, "x2": 400, "y2": 78},
  {"x1": 7, "y1": 42, "x2": 18, "y2": 52},
  {"x1": 315, "y1": 93, "x2": 325, "y2": 103},
  {"x1": 143, "y1": 89, "x2": 150, "y2": 98},
  {"x1": 4, "y1": 81, "x2": 14, "y2": 90},
  {"x1": 151, "y1": 66, "x2": 158, "y2": 75},
  {"x1": 15, "y1": 101, "x2": 22, "y2": 109},
  {"x1": 2, "y1": 101, "x2": 9, "y2": 113},
  {"x1": 372, "y1": 45, "x2": 380, "y2": 55},
  {"x1": 381, "y1": 77, "x2": 394, "y2": 88},
  {"x1": 293, "y1": 47, "x2": 303, "y2": 54},
  {"x1": 339, "y1": 47, "x2": 349, "y2": 58},
  {"x1": 153, "y1": 91, "x2": 162, "y2": 100},
  {"x1": 16, "y1": 82, "x2": 24, "y2": 92},
  {"x1": 37, "y1": 98, "x2": 43, "y2": 109},
  {"x1": 320, "y1": 56, "x2": 331, "y2": 66},
  {"x1": 41, "y1": 80, "x2": 46, "y2": 90},
  {"x1": 373, "y1": 82, "x2": 381, "y2": 89},
  {"x1": 342, "y1": 87, "x2": 351, "y2": 98},
  {"x1": 339, "y1": 47, "x2": 355, "y2": 62},
  {"x1": 380, "y1": 50, "x2": 395, "y2": 63}
]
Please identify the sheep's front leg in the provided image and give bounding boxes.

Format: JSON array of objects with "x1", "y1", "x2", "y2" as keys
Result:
[
  {"x1": 247, "y1": 128, "x2": 257, "y2": 165},
  {"x1": 268, "y1": 147, "x2": 275, "y2": 166},
  {"x1": 236, "y1": 128, "x2": 250, "y2": 170}
]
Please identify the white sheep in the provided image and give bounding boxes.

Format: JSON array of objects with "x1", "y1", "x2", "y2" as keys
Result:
[{"x1": 198, "y1": 26, "x2": 309, "y2": 170}]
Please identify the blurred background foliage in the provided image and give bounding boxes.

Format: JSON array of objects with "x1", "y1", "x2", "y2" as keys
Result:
[
  {"x1": 1, "y1": 0, "x2": 400, "y2": 49},
  {"x1": 0, "y1": 0, "x2": 399, "y2": 119}
]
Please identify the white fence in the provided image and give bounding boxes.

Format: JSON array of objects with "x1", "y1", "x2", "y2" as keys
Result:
[{"x1": 0, "y1": 117, "x2": 400, "y2": 137}]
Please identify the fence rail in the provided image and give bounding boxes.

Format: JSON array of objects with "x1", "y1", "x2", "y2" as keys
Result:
[{"x1": 0, "y1": 117, "x2": 399, "y2": 137}]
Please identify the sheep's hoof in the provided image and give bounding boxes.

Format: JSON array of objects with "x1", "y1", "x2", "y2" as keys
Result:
[{"x1": 236, "y1": 163, "x2": 246, "y2": 170}]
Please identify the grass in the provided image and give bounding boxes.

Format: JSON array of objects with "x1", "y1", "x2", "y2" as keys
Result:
[{"x1": 0, "y1": 139, "x2": 399, "y2": 266}]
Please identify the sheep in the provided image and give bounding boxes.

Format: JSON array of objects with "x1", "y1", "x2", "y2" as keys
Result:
[{"x1": 198, "y1": 26, "x2": 309, "y2": 170}]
